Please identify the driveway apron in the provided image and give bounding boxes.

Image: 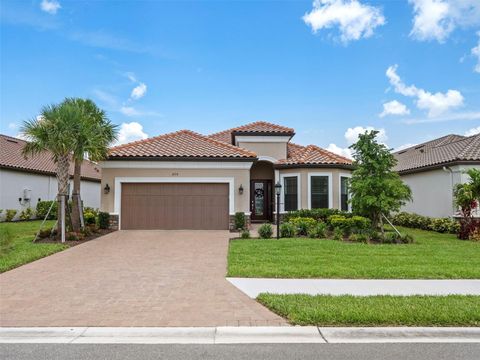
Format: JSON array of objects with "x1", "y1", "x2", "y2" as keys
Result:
[{"x1": 0, "y1": 231, "x2": 285, "y2": 327}]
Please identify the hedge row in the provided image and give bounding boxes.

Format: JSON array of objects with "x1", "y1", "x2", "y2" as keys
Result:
[{"x1": 391, "y1": 212, "x2": 459, "y2": 234}]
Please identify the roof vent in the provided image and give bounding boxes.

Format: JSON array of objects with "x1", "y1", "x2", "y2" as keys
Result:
[{"x1": 6, "y1": 139, "x2": 18, "y2": 144}]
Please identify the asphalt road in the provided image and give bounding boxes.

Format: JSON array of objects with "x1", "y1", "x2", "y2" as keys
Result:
[{"x1": 1, "y1": 343, "x2": 479, "y2": 360}]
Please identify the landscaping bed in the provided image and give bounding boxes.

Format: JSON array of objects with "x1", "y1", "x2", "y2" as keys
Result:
[
  {"x1": 228, "y1": 226, "x2": 480, "y2": 279},
  {"x1": 257, "y1": 293, "x2": 480, "y2": 326},
  {"x1": 0, "y1": 220, "x2": 113, "y2": 273}
]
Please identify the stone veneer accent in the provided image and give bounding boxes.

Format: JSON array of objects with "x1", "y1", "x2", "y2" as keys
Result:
[
  {"x1": 109, "y1": 214, "x2": 119, "y2": 230},
  {"x1": 229, "y1": 214, "x2": 251, "y2": 231}
]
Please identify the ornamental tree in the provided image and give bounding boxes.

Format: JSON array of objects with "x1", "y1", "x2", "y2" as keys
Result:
[
  {"x1": 454, "y1": 168, "x2": 480, "y2": 240},
  {"x1": 349, "y1": 130, "x2": 412, "y2": 235}
]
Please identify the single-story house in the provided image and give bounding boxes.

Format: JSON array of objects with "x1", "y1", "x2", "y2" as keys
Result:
[
  {"x1": 100, "y1": 121, "x2": 354, "y2": 230},
  {"x1": 0, "y1": 134, "x2": 102, "y2": 219},
  {"x1": 394, "y1": 133, "x2": 480, "y2": 218}
]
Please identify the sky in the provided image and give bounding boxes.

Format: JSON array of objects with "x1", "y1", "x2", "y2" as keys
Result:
[{"x1": 1, "y1": 0, "x2": 480, "y2": 157}]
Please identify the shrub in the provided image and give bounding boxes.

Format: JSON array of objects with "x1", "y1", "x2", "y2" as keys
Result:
[
  {"x1": 280, "y1": 222, "x2": 296, "y2": 238},
  {"x1": 67, "y1": 232, "x2": 79, "y2": 241},
  {"x1": 289, "y1": 217, "x2": 317, "y2": 236},
  {"x1": 349, "y1": 233, "x2": 369, "y2": 243},
  {"x1": 307, "y1": 222, "x2": 327, "y2": 239},
  {"x1": 88, "y1": 224, "x2": 99, "y2": 233},
  {"x1": 350, "y1": 216, "x2": 371, "y2": 233},
  {"x1": 5, "y1": 209, "x2": 17, "y2": 222},
  {"x1": 383, "y1": 232, "x2": 399, "y2": 244},
  {"x1": 97, "y1": 212, "x2": 110, "y2": 229},
  {"x1": 19, "y1": 207, "x2": 35, "y2": 221},
  {"x1": 391, "y1": 212, "x2": 459, "y2": 234},
  {"x1": 0, "y1": 227, "x2": 14, "y2": 255},
  {"x1": 38, "y1": 228, "x2": 53, "y2": 239},
  {"x1": 258, "y1": 223, "x2": 273, "y2": 239},
  {"x1": 399, "y1": 233, "x2": 414, "y2": 244},
  {"x1": 81, "y1": 226, "x2": 92, "y2": 237},
  {"x1": 36, "y1": 200, "x2": 57, "y2": 220},
  {"x1": 83, "y1": 211, "x2": 96, "y2": 225},
  {"x1": 333, "y1": 227, "x2": 343, "y2": 241},
  {"x1": 234, "y1": 212, "x2": 246, "y2": 230},
  {"x1": 240, "y1": 229, "x2": 251, "y2": 239},
  {"x1": 284, "y1": 208, "x2": 350, "y2": 222}
]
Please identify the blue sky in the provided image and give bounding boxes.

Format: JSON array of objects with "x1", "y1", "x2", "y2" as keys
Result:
[{"x1": 1, "y1": 0, "x2": 479, "y2": 156}]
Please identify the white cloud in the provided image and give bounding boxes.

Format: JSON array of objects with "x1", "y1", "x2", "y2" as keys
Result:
[
  {"x1": 116, "y1": 122, "x2": 149, "y2": 145},
  {"x1": 379, "y1": 100, "x2": 410, "y2": 117},
  {"x1": 8, "y1": 122, "x2": 18, "y2": 130},
  {"x1": 344, "y1": 126, "x2": 387, "y2": 145},
  {"x1": 40, "y1": 0, "x2": 61, "y2": 15},
  {"x1": 465, "y1": 126, "x2": 480, "y2": 136},
  {"x1": 302, "y1": 0, "x2": 385, "y2": 43},
  {"x1": 402, "y1": 111, "x2": 480, "y2": 124},
  {"x1": 409, "y1": 0, "x2": 480, "y2": 42},
  {"x1": 386, "y1": 64, "x2": 463, "y2": 117},
  {"x1": 130, "y1": 82, "x2": 147, "y2": 100},
  {"x1": 120, "y1": 106, "x2": 140, "y2": 117},
  {"x1": 473, "y1": 32, "x2": 480, "y2": 73},
  {"x1": 327, "y1": 143, "x2": 352, "y2": 158}
]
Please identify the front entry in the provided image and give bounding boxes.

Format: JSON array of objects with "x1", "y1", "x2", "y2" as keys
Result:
[{"x1": 250, "y1": 180, "x2": 273, "y2": 222}]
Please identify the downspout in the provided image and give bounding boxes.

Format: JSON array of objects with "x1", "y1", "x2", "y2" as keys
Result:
[{"x1": 442, "y1": 166, "x2": 454, "y2": 217}]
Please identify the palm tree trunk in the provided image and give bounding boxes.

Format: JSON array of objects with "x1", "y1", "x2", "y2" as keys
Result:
[
  {"x1": 56, "y1": 154, "x2": 70, "y2": 241},
  {"x1": 71, "y1": 158, "x2": 82, "y2": 232}
]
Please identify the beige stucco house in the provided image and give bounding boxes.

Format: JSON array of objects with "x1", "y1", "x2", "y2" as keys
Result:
[
  {"x1": 100, "y1": 121, "x2": 353, "y2": 230},
  {"x1": 394, "y1": 133, "x2": 480, "y2": 218}
]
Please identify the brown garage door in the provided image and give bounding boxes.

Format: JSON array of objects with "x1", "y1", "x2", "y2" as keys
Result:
[{"x1": 121, "y1": 183, "x2": 229, "y2": 230}]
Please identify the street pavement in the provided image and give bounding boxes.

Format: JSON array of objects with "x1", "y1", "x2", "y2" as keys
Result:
[{"x1": 2, "y1": 343, "x2": 479, "y2": 360}]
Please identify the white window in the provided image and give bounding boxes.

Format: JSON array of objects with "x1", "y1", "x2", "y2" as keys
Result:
[
  {"x1": 308, "y1": 172, "x2": 332, "y2": 209},
  {"x1": 339, "y1": 173, "x2": 352, "y2": 212},
  {"x1": 279, "y1": 173, "x2": 301, "y2": 213}
]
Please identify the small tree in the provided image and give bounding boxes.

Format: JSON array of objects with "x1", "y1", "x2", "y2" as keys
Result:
[
  {"x1": 454, "y1": 168, "x2": 480, "y2": 240},
  {"x1": 349, "y1": 130, "x2": 412, "y2": 236}
]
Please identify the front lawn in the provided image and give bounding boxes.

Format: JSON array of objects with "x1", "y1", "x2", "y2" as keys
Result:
[
  {"x1": 257, "y1": 294, "x2": 480, "y2": 326},
  {"x1": 228, "y1": 226, "x2": 480, "y2": 279},
  {"x1": 0, "y1": 220, "x2": 67, "y2": 273}
]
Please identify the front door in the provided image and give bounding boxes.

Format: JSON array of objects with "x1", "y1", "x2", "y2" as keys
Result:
[{"x1": 250, "y1": 180, "x2": 272, "y2": 221}]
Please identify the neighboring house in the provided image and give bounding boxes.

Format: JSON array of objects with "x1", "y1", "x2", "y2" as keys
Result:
[
  {"x1": 100, "y1": 121, "x2": 353, "y2": 230},
  {"x1": 0, "y1": 134, "x2": 102, "y2": 218},
  {"x1": 394, "y1": 133, "x2": 480, "y2": 218}
]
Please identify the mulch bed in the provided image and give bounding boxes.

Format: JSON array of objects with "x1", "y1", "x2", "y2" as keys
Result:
[{"x1": 36, "y1": 229, "x2": 116, "y2": 247}]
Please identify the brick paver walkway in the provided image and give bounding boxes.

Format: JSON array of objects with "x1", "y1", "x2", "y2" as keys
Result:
[{"x1": 0, "y1": 231, "x2": 285, "y2": 327}]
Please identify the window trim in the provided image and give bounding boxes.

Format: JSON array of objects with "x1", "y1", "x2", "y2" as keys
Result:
[
  {"x1": 279, "y1": 173, "x2": 301, "y2": 213},
  {"x1": 307, "y1": 172, "x2": 333, "y2": 209},
  {"x1": 339, "y1": 172, "x2": 352, "y2": 212}
]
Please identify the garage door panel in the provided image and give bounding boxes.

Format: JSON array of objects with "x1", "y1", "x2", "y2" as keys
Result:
[{"x1": 121, "y1": 183, "x2": 229, "y2": 230}]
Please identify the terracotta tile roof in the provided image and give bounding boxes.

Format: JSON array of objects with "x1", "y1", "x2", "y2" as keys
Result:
[
  {"x1": 394, "y1": 133, "x2": 480, "y2": 173},
  {"x1": 209, "y1": 121, "x2": 295, "y2": 144},
  {"x1": 108, "y1": 130, "x2": 257, "y2": 159},
  {"x1": 277, "y1": 144, "x2": 353, "y2": 166},
  {"x1": 0, "y1": 134, "x2": 101, "y2": 181}
]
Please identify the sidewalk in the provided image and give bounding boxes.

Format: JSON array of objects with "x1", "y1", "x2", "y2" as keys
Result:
[
  {"x1": 1, "y1": 327, "x2": 479, "y2": 344},
  {"x1": 227, "y1": 278, "x2": 480, "y2": 297}
]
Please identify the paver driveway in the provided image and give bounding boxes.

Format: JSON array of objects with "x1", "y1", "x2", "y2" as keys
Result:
[{"x1": 0, "y1": 231, "x2": 285, "y2": 327}]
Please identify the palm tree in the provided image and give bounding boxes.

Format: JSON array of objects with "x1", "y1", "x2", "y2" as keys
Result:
[
  {"x1": 63, "y1": 98, "x2": 117, "y2": 232},
  {"x1": 21, "y1": 102, "x2": 81, "y2": 241}
]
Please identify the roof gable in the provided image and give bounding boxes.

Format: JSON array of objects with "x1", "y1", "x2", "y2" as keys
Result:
[
  {"x1": 208, "y1": 121, "x2": 294, "y2": 144},
  {"x1": 108, "y1": 130, "x2": 257, "y2": 159},
  {"x1": 0, "y1": 134, "x2": 101, "y2": 181},
  {"x1": 278, "y1": 143, "x2": 352, "y2": 166},
  {"x1": 394, "y1": 134, "x2": 480, "y2": 172}
]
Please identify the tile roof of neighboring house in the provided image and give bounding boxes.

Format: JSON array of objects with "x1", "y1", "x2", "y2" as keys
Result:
[
  {"x1": 394, "y1": 133, "x2": 480, "y2": 173},
  {"x1": 208, "y1": 121, "x2": 295, "y2": 144},
  {"x1": 277, "y1": 143, "x2": 353, "y2": 167},
  {"x1": 0, "y1": 134, "x2": 101, "y2": 181},
  {"x1": 108, "y1": 130, "x2": 257, "y2": 159}
]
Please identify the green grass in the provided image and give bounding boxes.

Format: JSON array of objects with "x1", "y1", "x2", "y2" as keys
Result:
[
  {"x1": 0, "y1": 220, "x2": 68, "y2": 273},
  {"x1": 228, "y1": 226, "x2": 480, "y2": 279},
  {"x1": 257, "y1": 294, "x2": 480, "y2": 326}
]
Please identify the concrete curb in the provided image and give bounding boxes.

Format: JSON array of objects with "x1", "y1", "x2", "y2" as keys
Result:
[{"x1": 0, "y1": 327, "x2": 479, "y2": 344}]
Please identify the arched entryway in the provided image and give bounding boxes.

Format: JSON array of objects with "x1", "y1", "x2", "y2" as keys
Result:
[{"x1": 250, "y1": 160, "x2": 275, "y2": 222}]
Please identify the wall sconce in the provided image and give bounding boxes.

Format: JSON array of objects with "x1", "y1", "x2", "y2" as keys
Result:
[
  {"x1": 104, "y1": 184, "x2": 110, "y2": 194},
  {"x1": 238, "y1": 184, "x2": 244, "y2": 195}
]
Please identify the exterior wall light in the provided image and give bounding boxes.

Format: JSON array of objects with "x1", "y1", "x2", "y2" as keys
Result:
[
  {"x1": 239, "y1": 184, "x2": 244, "y2": 195},
  {"x1": 104, "y1": 184, "x2": 110, "y2": 194}
]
